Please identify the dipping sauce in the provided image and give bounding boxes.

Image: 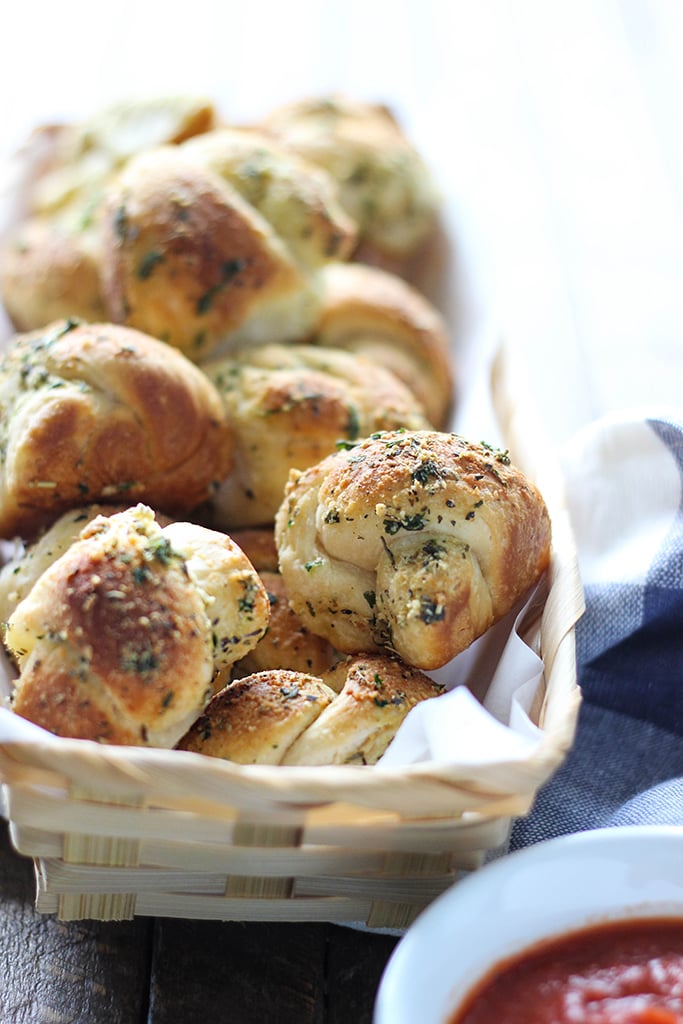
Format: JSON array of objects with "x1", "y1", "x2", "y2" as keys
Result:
[{"x1": 449, "y1": 918, "x2": 683, "y2": 1024}]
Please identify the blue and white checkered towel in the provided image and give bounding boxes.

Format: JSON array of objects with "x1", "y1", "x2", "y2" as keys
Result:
[{"x1": 511, "y1": 410, "x2": 683, "y2": 848}]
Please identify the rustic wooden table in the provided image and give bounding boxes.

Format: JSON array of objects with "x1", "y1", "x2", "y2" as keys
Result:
[{"x1": 0, "y1": 820, "x2": 398, "y2": 1023}]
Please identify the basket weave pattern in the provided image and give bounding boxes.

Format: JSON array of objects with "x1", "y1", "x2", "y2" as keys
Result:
[{"x1": 0, "y1": 346, "x2": 584, "y2": 926}]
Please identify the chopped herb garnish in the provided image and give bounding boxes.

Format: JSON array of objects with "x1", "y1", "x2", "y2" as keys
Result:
[
  {"x1": 383, "y1": 511, "x2": 427, "y2": 534},
  {"x1": 121, "y1": 648, "x2": 159, "y2": 674},
  {"x1": 144, "y1": 535, "x2": 175, "y2": 565},
  {"x1": 280, "y1": 685, "x2": 300, "y2": 700},
  {"x1": 114, "y1": 205, "x2": 128, "y2": 241},
  {"x1": 238, "y1": 579, "x2": 258, "y2": 613},
  {"x1": 480, "y1": 441, "x2": 511, "y2": 465},
  {"x1": 137, "y1": 250, "x2": 164, "y2": 279},
  {"x1": 419, "y1": 597, "x2": 446, "y2": 625},
  {"x1": 346, "y1": 405, "x2": 360, "y2": 440},
  {"x1": 196, "y1": 259, "x2": 245, "y2": 314},
  {"x1": 412, "y1": 461, "x2": 443, "y2": 485}
]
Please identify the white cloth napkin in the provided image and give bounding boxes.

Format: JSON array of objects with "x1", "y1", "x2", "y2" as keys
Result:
[{"x1": 512, "y1": 407, "x2": 683, "y2": 848}]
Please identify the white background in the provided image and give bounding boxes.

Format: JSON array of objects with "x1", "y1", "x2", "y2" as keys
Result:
[{"x1": 1, "y1": 0, "x2": 682, "y2": 446}]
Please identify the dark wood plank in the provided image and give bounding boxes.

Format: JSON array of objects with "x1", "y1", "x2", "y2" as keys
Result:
[
  {"x1": 325, "y1": 924, "x2": 399, "y2": 1024},
  {"x1": 0, "y1": 820, "x2": 152, "y2": 1024},
  {"x1": 0, "y1": 820, "x2": 400, "y2": 1023},
  {"x1": 148, "y1": 918, "x2": 328, "y2": 1024}
]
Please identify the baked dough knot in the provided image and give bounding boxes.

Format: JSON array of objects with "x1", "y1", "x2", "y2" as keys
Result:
[
  {"x1": 274, "y1": 430, "x2": 552, "y2": 670},
  {"x1": 0, "y1": 95, "x2": 217, "y2": 334},
  {"x1": 0, "y1": 319, "x2": 234, "y2": 539},
  {"x1": 258, "y1": 94, "x2": 440, "y2": 279},
  {"x1": 177, "y1": 654, "x2": 445, "y2": 765},
  {"x1": 202, "y1": 341, "x2": 430, "y2": 529},
  {"x1": 314, "y1": 261, "x2": 454, "y2": 428},
  {"x1": 99, "y1": 127, "x2": 357, "y2": 359},
  {"x1": 4, "y1": 505, "x2": 270, "y2": 746}
]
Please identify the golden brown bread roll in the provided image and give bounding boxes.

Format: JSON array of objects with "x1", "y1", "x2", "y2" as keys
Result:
[
  {"x1": 258, "y1": 95, "x2": 440, "y2": 279},
  {"x1": 180, "y1": 128, "x2": 356, "y2": 272},
  {"x1": 314, "y1": 262, "x2": 454, "y2": 428},
  {"x1": 0, "y1": 214, "x2": 106, "y2": 332},
  {"x1": 0, "y1": 319, "x2": 234, "y2": 539},
  {"x1": 177, "y1": 655, "x2": 444, "y2": 765},
  {"x1": 4, "y1": 505, "x2": 269, "y2": 746},
  {"x1": 0, "y1": 95, "x2": 216, "y2": 332},
  {"x1": 0, "y1": 503, "x2": 152, "y2": 628},
  {"x1": 227, "y1": 528, "x2": 340, "y2": 680},
  {"x1": 274, "y1": 430, "x2": 551, "y2": 670},
  {"x1": 177, "y1": 670, "x2": 335, "y2": 764},
  {"x1": 99, "y1": 130, "x2": 356, "y2": 360},
  {"x1": 282, "y1": 655, "x2": 445, "y2": 765},
  {"x1": 201, "y1": 342, "x2": 430, "y2": 528},
  {"x1": 20, "y1": 95, "x2": 217, "y2": 221},
  {"x1": 160, "y1": 519, "x2": 271, "y2": 691}
]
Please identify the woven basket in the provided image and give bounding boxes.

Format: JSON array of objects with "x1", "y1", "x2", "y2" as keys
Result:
[{"x1": 0, "y1": 343, "x2": 584, "y2": 928}]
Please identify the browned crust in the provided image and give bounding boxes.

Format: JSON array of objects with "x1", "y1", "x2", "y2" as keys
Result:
[
  {"x1": 274, "y1": 430, "x2": 551, "y2": 670},
  {"x1": 179, "y1": 127, "x2": 357, "y2": 268},
  {"x1": 176, "y1": 669, "x2": 334, "y2": 763},
  {"x1": 177, "y1": 654, "x2": 444, "y2": 766},
  {"x1": 100, "y1": 148, "x2": 306, "y2": 359},
  {"x1": 314, "y1": 262, "x2": 454, "y2": 428},
  {"x1": 11, "y1": 658, "x2": 142, "y2": 746},
  {"x1": 0, "y1": 217, "x2": 106, "y2": 332},
  {"x1": 0, "y1": 319, "x2": 234, "y2": 539},
  {"x1": 9, "y1": 509, "x2": 215, "y2": 745},
  {"x1": 202, "y1": 342, "x2": 429, "y2": 528}
]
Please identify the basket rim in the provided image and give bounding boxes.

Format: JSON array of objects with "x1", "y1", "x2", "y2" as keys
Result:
[{"x1": 0, "y1": 339, "x2": 584, "y2": 817}]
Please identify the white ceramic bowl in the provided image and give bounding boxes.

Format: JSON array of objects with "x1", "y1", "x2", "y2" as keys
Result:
[{"x1": 374, "y1": 825, "x2": 683, "y2": 1024}]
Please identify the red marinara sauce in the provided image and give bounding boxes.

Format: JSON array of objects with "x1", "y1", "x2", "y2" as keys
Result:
[{"x1": 449, "y1": 917, "x2": 683, "y2": 1024}]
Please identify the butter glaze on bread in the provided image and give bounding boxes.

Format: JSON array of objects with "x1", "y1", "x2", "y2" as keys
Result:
[
  {"x1": 0, "y1": 503, "x2": 148, "y2": 627},
  {"x1": 0, "y1": 319, "x2": 233, "y2": 539},
  {"x1": 0, "y1": 96, "x2": 216, "y2": 333},
  {"x1": 161, "y1": 519, "x2": 271, "y2": 690},
  {"x1": 202, "y1": 342, "x2": 430, "y2": 528},
  {"x1": 0, "y1": 215, "x2": 107, "y2": 332},
  {"x1": 259, "y1": 95, "x2": 439, "y2": 278},
  {"x1": 177, "y1": 670, "x2": 336, "y2": 764},
  {"x1": 100, "y1": 132, "x2": 356, "y2": 359},
  {"x1": 281, "y1": 654, "x2": 445, "y2": 765},
  {"x1": 177, "y1": 655, "x2": 444, "y2": 765},
  {"x1": 5, "y1": 505, "x2": 269, "y2": 746},
  {"x1": 274, "y1": 430, "x2": 551, "y2": 670}
]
